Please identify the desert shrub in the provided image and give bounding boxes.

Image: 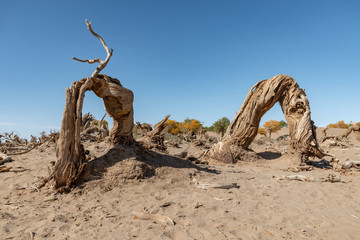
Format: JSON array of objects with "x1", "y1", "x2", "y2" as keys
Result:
[
  {"x1": 259, "y1": 136, "x2": 275, "y2": 143},
  {"x1": 326, "y1": 120, "x2": 349, "y2": 129},
  {"x1": 258, "y1": 128, "x2": 267, "y2": 136},
  {"x1": 91, "y1": 119, "x2": 109, "y2": 130},
  {"x1": 182, "y1": 118, "x2": 202, "y2": 133},
  {"x1": 326, "y1": 123, "x2": 338, "y2": 128},
  {"x1": 279, "y1": 120, "x2": 288, "y2": 128},
  {"x1": 263, "y1": 120, "x2": 281, "y2": 138},
  {"x1": 210, "y1": 117, "x2": 230, "y2": 134},
  {"x1": 165, "y1": 119, "x2": 181, "y2": 135},
  {"x1": 165, "y1": 118, "x2": 203, "y2": 135},
  {"x1": 337, "y1": 120, "x2": 348, "y2": 129}
]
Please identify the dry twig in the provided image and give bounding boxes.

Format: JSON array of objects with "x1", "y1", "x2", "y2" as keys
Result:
[
  {"x1": 132, "y1": 211, "x2": 175, "y2": 226},
  {"x1": 192, "y1": 178, "x2": 239, "y2": 189}
]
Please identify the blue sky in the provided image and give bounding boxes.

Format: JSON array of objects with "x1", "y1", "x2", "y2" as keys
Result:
[{"x1": 1, "y1": 0, "x2": 360, "y2": 138}]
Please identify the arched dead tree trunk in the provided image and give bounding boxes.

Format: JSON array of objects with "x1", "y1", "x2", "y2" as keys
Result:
[
  {"x1": 54, "y1": 20, "x2": 134, "y2": 191},
  {"x1": 208, "y1": 74, "x2": 331, "y2": 163}
]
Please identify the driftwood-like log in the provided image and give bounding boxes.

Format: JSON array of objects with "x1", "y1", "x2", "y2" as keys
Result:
[
  {"x1": 135, "y1": 122, "x2": 153, "y2": 134},
  {"x1": 208, "y1": 74, "x2": 329, "y2": 163},
  {"x1": 147, "y1": 114, "x2": 170, "y2": 137},
  {"x1": 137, "y1": 115, "x2": 170, "y2": 150},
  {"x1": 54, "y1": 20, "x2": 134, "y2": 190}
]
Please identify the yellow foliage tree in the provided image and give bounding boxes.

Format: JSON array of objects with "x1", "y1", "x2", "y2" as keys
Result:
[
  {"x1": 263, "y1": 120, "x2": 281, "y2": 138},
  {"x1": 165, "y1": 118, "x2": 203, "y2": 135},
  {"x1": 165, "y1": 119, "x2": 181, "y2": 135},
  {"x1": 182, "y1": 118, "x2": 202, "y2": 133},
  {"x1": 326, "y1": 120, "x2": 349, "y2": 129},
  {"x1": 257, "y1": 128, "x2": 267, "y2": 136}
]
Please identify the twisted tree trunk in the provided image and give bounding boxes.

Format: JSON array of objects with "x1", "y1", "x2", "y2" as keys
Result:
[
  {"x1": 54, "y1": 20, "x2": 134, "y2": 190},
  {"x1": 55, "y1": 75, "x2": 134, "y2": 190},
  {"x1": 208, "y1": 74, "x2": 329, "y2": 163}
]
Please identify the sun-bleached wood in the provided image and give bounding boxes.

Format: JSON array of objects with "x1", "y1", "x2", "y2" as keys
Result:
[
  {"x1": 208, "y1": 74, "x2": 329, "y2": 163},
  {"x1": 72, "y1": 19, "x2": 113, "y2": 79},
  {"x1": 54, "y1": 20, "x2": 133, "y2": 190}
]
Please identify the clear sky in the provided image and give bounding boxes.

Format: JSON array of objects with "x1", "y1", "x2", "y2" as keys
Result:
[{"x1": 1, "y1": 0, "x2": 360, "y2": 138}]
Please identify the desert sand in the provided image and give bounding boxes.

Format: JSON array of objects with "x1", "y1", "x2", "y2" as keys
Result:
[{"x1": 1, "y1": 128, "x2": 360, "y2": 240}]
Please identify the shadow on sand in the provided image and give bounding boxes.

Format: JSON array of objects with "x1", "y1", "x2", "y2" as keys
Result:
[{"x1": 257, "y1": 151, "x2": 282, "y2": 160}]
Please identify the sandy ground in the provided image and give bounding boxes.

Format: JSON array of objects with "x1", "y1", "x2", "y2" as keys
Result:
[{"x1": 1, "y1": 128, "x2": 360, "y2": 240}]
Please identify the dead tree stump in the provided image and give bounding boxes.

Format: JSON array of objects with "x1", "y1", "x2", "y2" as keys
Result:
[
  {"x1": 54, "y1": 20, "x2": 134, "y2": 190},
  {"x1": 137, "y1": 115, "x2": 170, "y2": 150}
]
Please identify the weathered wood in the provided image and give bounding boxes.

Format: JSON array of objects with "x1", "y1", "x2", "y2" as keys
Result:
[
  {"x1": 137, "y1": 115, "x2": 170, "y2": 150},
  {"x1": 73, "y1": 19, "x2": 113, "y2": 79},
  {"x1": 54, "y1": 80, "x2": 88, "y2": 190},
  {"x1": 147, "y1": 114, "x2": 170, "y2": 137},
  {"x1": 91, "y1": 75, "x2": 134, "y2": 144},
  {"x1": 135, "y1": 122, "x2": 153, "y2": 134},
  {"x1": 208, "y1": 74, "x2": 329, "y2": 163},
  {"x1": 54, "y1": 20, "x2": 134, "y2": 190}
]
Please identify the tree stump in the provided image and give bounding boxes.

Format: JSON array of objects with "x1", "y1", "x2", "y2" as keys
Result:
[{"x1": 54, "y1": 75, "x2": 134, "y2": 190}]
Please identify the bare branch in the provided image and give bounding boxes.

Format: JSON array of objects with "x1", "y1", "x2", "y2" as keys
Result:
[
  {"x1": 85, "y1": 19, "x2": 113, "y2": 78},
  {"x1": 72, "y1": 19, "x2": 114, "y2": 78},
  {"x1": 72, "y1": 57, "x2": 101, "y2": 64}
]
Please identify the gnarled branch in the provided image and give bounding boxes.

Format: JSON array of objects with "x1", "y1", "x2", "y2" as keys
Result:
[{"x1": 72, "y1": 19, "x2": 113, "y2": 78}]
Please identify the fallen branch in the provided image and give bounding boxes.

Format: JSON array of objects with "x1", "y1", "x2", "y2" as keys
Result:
[
  {"x1": 278, "y1": 174, "x2": 343, "y2": 183},
  {"x1": 132, "y1": 211, "x2": 175, "y2": 226},
  {"x1": 11, "y1": 167, "x2": 27, "y2": 173},
  {"x1": 286, "y1": 166, "x2": 313, "y2": 173},
  {"x1": 0, "y1": 167, "x2": 12, "y2": 172},
  {"x1": 342, "y1": 161, "x2": 360, "y2": 170},
  {"x1": 192, "y1": 178, "x2": 239, "y2": 189},
  {"x1": 3, "y1": 147, "x2": 29, "y2": 151},
  {"x1": 7, "y1": 144, "x2": 39, "y2": 156},
  {"x1": 0, "y1": 153, "x2": 13, "y2": 164}
]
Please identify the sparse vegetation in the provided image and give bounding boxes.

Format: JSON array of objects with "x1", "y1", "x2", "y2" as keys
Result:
[
  {"x1": 326, "y1": 120, "x2": 349, "y2": 129},
  {"x1": 165, "y1": 118, "x2": 203, "y2": 135},
  {"x1": 257, "y1": 128, "x2": 267, "y2": 136},
  {"x1": 263, "y1": 120, "x2": 281, "y2": 138},
  {"x1": 208, "y1": 117, "x2": 230, "y2": 134},
  {"x1": 279, "y1": 120, "x2": 288, "y2": 128}
]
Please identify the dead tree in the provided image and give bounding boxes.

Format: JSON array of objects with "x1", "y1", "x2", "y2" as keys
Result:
[
  {"x1": 137, "y1": 115, "x2": 170, "y2": 150},
  {"x1": 54, "y1": 20, "x2": 134, "y2": 190},
  {"x1": 135, "y1": 122, "x2": 153, "y2": 134},
  {"x1": 340, "y1": 122, "x2": 360, "y2": 140},
  {"x1": 81, "y1": 113, "x2": 95, "y2": 131},
  {"x1": 322, "y1": 122, "x2": 360, "y2": 144},
  {"x1": 207, "y1": 74, "x2": 331, "y2": 163}
]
